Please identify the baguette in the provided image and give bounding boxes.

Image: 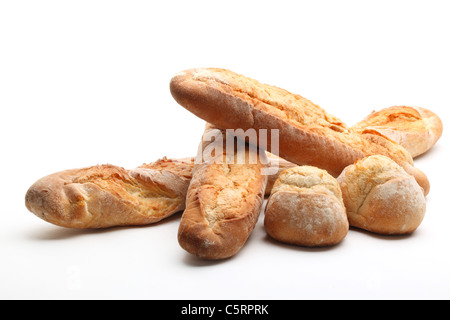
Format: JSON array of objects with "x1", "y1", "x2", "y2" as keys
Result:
[
  {"x1": 337, "y1": 155, "x2": 426, "y2": 235},
  {"x1": 170, "y1": 68, "x2": 430, "y2": 195},
  {"x1": 25, "y1": 158, "x2": 194, "y2": 229},
  {"x1": 177, "y1": 124, "x2": 268, "y2": 260},
  {"x1": 265, "y1": 166, "x2": 348, "y2": 247},
  {"x1": 351, "y1": 106, "x2": 443, "y2": 158},
  {"x1": 26, "y1": 104, "x2": 439, "y2": 230},
  {"x1": 25, "y1": 154, "x2": 294, "y2": 229}
]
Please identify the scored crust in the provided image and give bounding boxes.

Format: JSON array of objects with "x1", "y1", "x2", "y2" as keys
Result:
[
  {"x1": 25, "y1": 158, "x2": 194, "y2": 229},
  {"x1": 177, "y1": 125, "x2": 268, "y2": 260},
  {"x1": 170, "y1": 68, "x2": 430, "y2": 195},
  {"x1": 265, "y1": 166, "x2": 349, "y2": 247},
  {"x1": 351, "y1": 106, "x2": 443, "y2": 158},
  {"x1": 337, "y1": 155, "x2": 426, "y2": 234},
  {"x1": 25, "y1": 153, "x2": 293, "y2": 229}
]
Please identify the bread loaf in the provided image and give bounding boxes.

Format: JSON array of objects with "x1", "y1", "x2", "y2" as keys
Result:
[
  {"x1": 25, "y1": 152, "x2": 295, "y2": 229},
  {"x1": 25, "y1": 158, "x2": 194, "y2": 229},
  {"x1": 337, "y1": 155, "x2": 426, "y2": 235},
  {"x1": 351, "y1": 106, "x2": 443, "y2": 158},
  {"x1": 264, "y1": 166, "x2": 348, "y2": 247},
  {"x1": 170, "y1": 68, "x2": 430, "y2": 195},
  {"x1": 177, "y1": 124, "x2": 268, "y2": 260}
]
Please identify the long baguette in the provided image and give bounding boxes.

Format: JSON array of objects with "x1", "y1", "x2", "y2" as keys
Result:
[
  {"x1": 170, "y1": 68, "x2": 430, "y2": 195},
  {"x1": 177, "y1": 124, "x2": 268, "y2": 260},
  {"x1": 25, "y1": 158, "x2": 194, "y2": 229},
  {"x1": 26, "y1": 103, "x2": 440, "y2": 229},
  {"x1": 25, "y1": 154, "x2": 293, "y2": 229}
]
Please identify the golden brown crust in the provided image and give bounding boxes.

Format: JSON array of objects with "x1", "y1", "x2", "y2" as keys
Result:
[
  {"x1": 170, "y1": 68, "x2": 429, "y2": 195},
  {"x1": 337, "y1": 155, "x2": 426, "y2": 235},
  {"x1": 264, "y1": 166, "x2": 349, "y2": 247},
  {"x1": 25, "y1": 158, "x2": 194, "y2": 229},
  {"x1": 265, "y1": 154, "x2": 296, "y2": 193},
  {"x1": 25, "y1": 152, "x2": 293, "y2": 229},
  {"x1": 177, "y1": 125, "x2": 268, "y2": 260},
  {"x1": 351, "y1": 106, "x2": 443, "y2": 158}
]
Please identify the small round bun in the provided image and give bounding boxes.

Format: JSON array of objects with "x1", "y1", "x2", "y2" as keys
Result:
[
  {"x1": 337, "y1": 155, "x2": 426, "y2": 235},
  {"x1": 264, "y1": 166, "x2": 349, "y2": 247}
]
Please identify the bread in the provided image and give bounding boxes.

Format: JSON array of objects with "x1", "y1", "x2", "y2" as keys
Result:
[
  {"x1": 170, "y1": 68, "x2": 430, "y2": 196},
  {"x1": 351, "y1": 106, "x2": 443, "y2": 158},
  {"x1": 264, "y1": 166, "x2": 348, "y2": 247},
  {"x1": 25, "y1": 158, "x2": 194, "y2": 228},
  {"x1": 337, "y1": 155, "x2": 426, "y2": 235},
  {"x1": 177, "y1": 124, "x2": 268, "y2": 260},
  {"x1": 265, "y1": 154, "x2": 296, "y2": 192},
  {"x1": 25, "y1": 152, "x2": 294, "y2": 229}
]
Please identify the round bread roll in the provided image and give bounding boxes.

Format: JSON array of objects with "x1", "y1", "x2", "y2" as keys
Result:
[
  {"x1": 264, "y1": 166, "x2": 349, "y2": 247},
  {"x1": 337, "y1": 155, "x2": 426, "y2": 235}
]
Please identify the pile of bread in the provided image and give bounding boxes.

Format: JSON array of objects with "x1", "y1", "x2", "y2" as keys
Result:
[{"x1": 25, "y1": 68, "x2": 443, "y2": 260}]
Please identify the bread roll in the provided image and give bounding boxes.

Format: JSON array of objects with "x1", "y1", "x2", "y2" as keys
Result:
[
  {"x1": 264, "y1": 166, "x2": 348, "y2": 247},
  {"x1": 170, "y1": 68, "x2": 430, "y2": 195},
  {"x1": 337, "y1": 155, "x2": 426, "y2": 235},
  {"x1": 25, "y1": 158, "x2": 194, "y2": 229},
  {"x1": 178, "y1": 124, "x2": 268, "y2": 260},
  {"x1": 265, "y1": 154, "x2": 296, "y2": 192},
  {"x1": 351, "y1": 106, "x2": 443, "y2": 158}
]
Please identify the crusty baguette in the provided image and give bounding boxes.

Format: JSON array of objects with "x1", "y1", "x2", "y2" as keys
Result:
[
  {"x1": 351, "y1": 106, "x2": 443, "y2": 158},
  {"x1": 337, "y1": 155, "x2": 426, "y2": 235},
  {"x1": 265, "y1": 166, "x2": 348, "y2": 247},
  {"x1": 177, "y1": 124, "x2": 268, "y2": 260},
  {"x1": 25, "y1": 158, "x2": 194, "y2": 229},
  {"x1": 25, "y1": 104, "x2": 439, "y2": 230},
  {"x1": 170, "y1": 68, "x2": 430, "y2": 195},
  {"x1": 25, "y1": 153, "x2": 293, "y2": 229}
]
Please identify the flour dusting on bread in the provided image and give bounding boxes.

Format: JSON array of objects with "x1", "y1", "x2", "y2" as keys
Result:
[
  {"x1": 338, "y1": 155, "x2": 426, "y2": 234},
  {"x1": 265, "y1": 166, "x2": 348, "y2": 247}
]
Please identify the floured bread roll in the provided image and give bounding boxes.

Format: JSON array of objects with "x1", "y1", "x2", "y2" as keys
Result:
[
  {"x1": 351, "y1": 106, "x2": 443, "y2": 158},
  {"x1": 337, "y1": 155, "x2": 426, "y2": 235},
  {"x1": 178, "y1": 124, "x2": 268, "y2": 260},
  {"x1": 264, "y1": 166, "x2": 349, "y2": 247}
]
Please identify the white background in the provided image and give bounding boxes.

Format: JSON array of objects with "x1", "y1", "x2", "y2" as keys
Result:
[{"x1": 1, "y1": 0, "x2": 449, "y2": 300}]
